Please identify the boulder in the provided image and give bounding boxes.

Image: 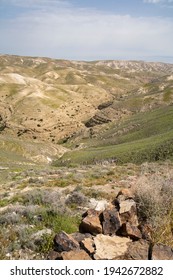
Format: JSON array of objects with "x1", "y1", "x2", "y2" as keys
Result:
[
  {"x1": 61, "y1": 250, "x2": 92, "y2": 260},
  {"x1": 102, "y1": 209, "x2": 121, "y2": 235},
  {"x1": 54, "y1": 231, "x2": 80, "y2": 252},
  {"x1": 80, "y1": 237, "x2": 95, "y2": 255},
  {"x1": 119, "y1": 199, "x2": 139, "y2": 226},
  {"x1": 79, "y1": 209, "x2": 102, "y2": 235},
  {"x1": 49, "y1": 189, "x2": 173, "y2": 261},
  {"x1": 93, "y1": 234, "x2": 131, "y2": 260},
  {"x1": 118, "y1": 222, "x2": 142, "y2": 240},
  {"x1": 123, "y1": 240, "x2": 150, "y2": 260},
  {"x1": 152, "y1": 243, "x2": 173, "y2": 260}
]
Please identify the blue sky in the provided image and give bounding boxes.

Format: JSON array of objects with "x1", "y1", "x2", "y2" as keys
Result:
[{"x1": 0, "y1": 0, "x2": 173, "y2": 62}]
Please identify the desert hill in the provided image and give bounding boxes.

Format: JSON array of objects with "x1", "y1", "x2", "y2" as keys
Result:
[{"x1": 0, "y1": 54, "x2": 173, "y2": 165}]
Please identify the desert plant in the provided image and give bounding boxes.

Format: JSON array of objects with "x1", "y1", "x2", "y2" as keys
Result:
[
  {"x1": 133, "y1": 174, "x2": 173, "y2": 246},
  {"x1": 65, "y1": 191, "x2": 88, "y2": 208}
]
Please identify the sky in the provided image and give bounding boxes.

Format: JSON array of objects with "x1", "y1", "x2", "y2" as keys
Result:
[{"x1": 0, "y1": 0, "x2": 173, "y2": 62}]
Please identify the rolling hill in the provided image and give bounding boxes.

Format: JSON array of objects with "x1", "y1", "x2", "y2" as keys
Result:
[{"x1": 0, "y1": 54, "x2": 173, "y2": 166}]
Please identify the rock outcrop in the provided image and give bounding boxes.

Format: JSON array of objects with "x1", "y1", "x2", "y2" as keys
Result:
[
  {"x1": 48, "y1": 189, "x2": 173, "y2": 260},
  {"x1": 84, "y1": 114, "x2": 111, "y2": 128}
]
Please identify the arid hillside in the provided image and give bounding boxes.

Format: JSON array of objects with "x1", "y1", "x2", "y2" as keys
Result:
[{"x1": 0, "y1": 54, "x2": 173, "y2": 165}]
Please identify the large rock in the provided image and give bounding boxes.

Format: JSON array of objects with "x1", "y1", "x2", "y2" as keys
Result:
[
  {"x1": 61, "y1": 250, "x2": 92, "y2": 260},
  {"x1": 118, "y1": 222, "x2": 142, "y2": 240},
  {"x1": 79, "y1": 209, "x2": 102, "y2": 235},
  {"x1": 152, "y1": 243, "x2": 173, "y2": 260},
  {"x1": 80, "y1": 237, "x2": 95, "y2": 255},
  {"x1": 102, "y1": 209, "x2": 121, "y2": 235},
  {"x1": 93, "y1": 234, "x2": 131, "y2": 260},
  {"x1": 54, "y1": 231, "x2": 80, "y2": 252},
  {"x1": 123, "y1": 240, "x2": 150, "y2": 260},
  {"x1": 119, "y1": 199, "x2": 139, "y2": 226}
]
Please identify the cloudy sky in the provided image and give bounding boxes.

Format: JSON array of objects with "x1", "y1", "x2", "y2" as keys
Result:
[{"x1": 0, "y1": 0, "x2": 173, "y2": 62}]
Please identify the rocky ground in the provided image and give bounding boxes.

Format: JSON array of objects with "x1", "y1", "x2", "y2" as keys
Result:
[
  {"x1": 49, "y1": 188, "x2": 173, "y2": 260},
  {"x1": 0, "y1": 161, "x2": 173, "y2": 259}
]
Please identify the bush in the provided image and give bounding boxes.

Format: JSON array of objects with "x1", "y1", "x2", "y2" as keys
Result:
[
  {"x1": 65, "y1": 191, "x2": 88, "y2": 208},
  {"x1": 133, "y1": 173, "x2": 173, "y2": 246}
]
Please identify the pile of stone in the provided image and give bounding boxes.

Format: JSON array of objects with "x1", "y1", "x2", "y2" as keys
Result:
[{"x1": 48, "y1": 189, "x2": 173, "y2": 260}]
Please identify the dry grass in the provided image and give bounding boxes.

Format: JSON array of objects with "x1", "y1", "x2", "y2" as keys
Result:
[{"x1": 132, "y1": 163, "x2": 173, "y2": 246}]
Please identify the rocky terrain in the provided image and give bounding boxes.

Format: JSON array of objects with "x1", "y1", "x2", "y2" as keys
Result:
[
  {"x1": 0, "y1": 161, "x2": 173, "y2": 259},
  {"x1": 0, "y1": 54, "x2": 173, "y2": 259},
  {"x1": 49, "y1": 188, "x2": 173, "y2": 260}
]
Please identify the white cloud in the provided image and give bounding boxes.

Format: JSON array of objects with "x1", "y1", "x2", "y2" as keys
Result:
[
  {"x1": 1, "y1": 0, "x2": 68, "y2": 5},
  {"x1": 144, "y1": 0, "x2": 173, "y2": 4},
  {"x1": 0, "y1": 3, "x2": 173, "y2": 62},
  {"x1": 0, "y1": 0, "x2": 71, "y2": 10},
  {"x1": 144, "y1": 0, "x2": 163, "y2": 3}
]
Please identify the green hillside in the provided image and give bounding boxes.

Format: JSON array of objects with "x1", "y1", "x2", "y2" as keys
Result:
[{"x1": 54, "y1": 105, "x2": 173, "y2": 165}]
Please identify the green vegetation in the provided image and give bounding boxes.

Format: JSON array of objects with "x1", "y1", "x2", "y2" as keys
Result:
[
  {"x1": 102, "y1": 105, "x2": 173, "y2": 145},
  {"x1": 55, "y1": 105, "x2": 173, "y2": 166},
  {"x1": 0, "y1": 186, "x2": 80, "y2": 258},
  {"x1": 163, "y1": 88, "x2": 173, "y2": 102},
  {"x1": 55, "y1": 134, "x2": 173, "y2": 165}
]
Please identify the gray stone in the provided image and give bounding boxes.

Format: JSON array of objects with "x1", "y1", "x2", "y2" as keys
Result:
[
  {"x1": 70, "y1": 232, "x2": 93, "y2": 243},
  {"x1": 124, "y1": 240, "x2": 150, "y2": 260},
  {"x1": 54, "y1": 231, "x2": 80, "y2": 252},
  {"x1": 152, "y1": 243, "x2": 173, "y2": 260},
  {"x1": 89, "y1": 199, "x2": 109, "y2": 211},
  {"x1": 31, "y1": 229, "x2": 52, "y2": 240},
  {"x1": 102, "y1": 209, "x2": 121, "y2": 235}
]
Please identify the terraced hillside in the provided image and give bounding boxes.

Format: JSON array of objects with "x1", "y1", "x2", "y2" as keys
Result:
[{"x1": 0, "y1": 54, "x2": 173, "y2": 165}]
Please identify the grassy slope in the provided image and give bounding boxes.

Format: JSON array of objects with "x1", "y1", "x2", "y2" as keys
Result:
[{"x1": 55, "y1": 105, "x2": 173, "y2": 165}]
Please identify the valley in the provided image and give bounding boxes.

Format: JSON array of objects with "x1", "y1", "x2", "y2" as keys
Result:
[
  {"x1": 0, "y1": 54, "x2": 173, "y2": 166},
  {"x1": 0, "y1": 54, "x2": 173, "y2": 259}
]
